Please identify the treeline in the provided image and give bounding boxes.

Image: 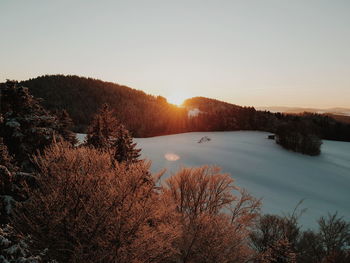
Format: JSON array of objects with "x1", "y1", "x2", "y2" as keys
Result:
[
  {"x1": 185, "y1": 97, "x2": 350, "y2": 142},
  {"x1": 275, "y1": 122, "x2": 322, "y2": 156},
  {"x1": 273, "y1": 113, "x2": 350, "y2": 155},
  {"x1": 19, "y1": 75, "x2": 350, "y2": 143},
  {"x1": 19, "y1": 76, "x2": 269, "y2": 135},
  {"x1": 1, "y1": 82, "x2": 350, "y2": 262},
  {"x1": 19, "y1": 76, "x2": 350, "y2": 141},
  {"x1": 185, "y1": 98, "x2": 350, "y2": 155}
]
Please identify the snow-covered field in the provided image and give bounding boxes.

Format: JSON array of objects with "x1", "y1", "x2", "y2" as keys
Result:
[{"x1": 133, "y1": 131, "x2": 350, "y2": 229}]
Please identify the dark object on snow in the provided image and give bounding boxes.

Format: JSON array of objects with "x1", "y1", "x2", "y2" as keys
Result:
[
  {"x1": 198, "y1": 136, "x2": 211, "y2": 143},
  {"x1": 268, "y1": 135, "x2": 275, "y2": 140}
]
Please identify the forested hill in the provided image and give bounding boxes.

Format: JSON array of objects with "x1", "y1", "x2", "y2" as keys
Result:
[
  {"x1": 20, "y1": 75, "x2": 189, "y2": 137},
  {"x1": 18, "y1": 75, "x2": 350, "y2": 142},
  {"x1": 19, "y1": 75, "x2": 264, "y2": 137}
]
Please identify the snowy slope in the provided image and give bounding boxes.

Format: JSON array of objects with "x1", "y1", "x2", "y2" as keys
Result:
[{"x1": 134, "y1": 131, "x2": 350, "y2": 229}]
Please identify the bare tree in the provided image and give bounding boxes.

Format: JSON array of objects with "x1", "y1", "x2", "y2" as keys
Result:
[{"x1": 163, "y1": 166, "x2": 261, "y2": 263}]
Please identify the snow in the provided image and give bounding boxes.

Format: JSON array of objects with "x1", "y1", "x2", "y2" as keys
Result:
[
  {"x1": 76, "y1": 133, "x2": 87, "y2": 145},
  {"x1": 188, "y1": 108, "x2": 201, "y2": 117},
  {"x1": 134, "y1": 131, "x2": 350, "y2": 230}
]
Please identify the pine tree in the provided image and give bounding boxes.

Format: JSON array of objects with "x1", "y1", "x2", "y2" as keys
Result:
[
  {"x1": 0, "y1": 81, "x2": 63, "y2": 171},
  {"x1": 113, "y1": 124, "x2": 141, "y2": 163},
  {"x1": 56, "y1": 109, "x2": 78, "y2": 145},
  {"x1": 0, "y1": 137, "x2": 16, "y2": 172},
  {"x1": 86, "y1": 103, "x2": 141, "y2": 163},
  {"x1": 86, "y1": 103, "x2": 119, "y2": 149}
]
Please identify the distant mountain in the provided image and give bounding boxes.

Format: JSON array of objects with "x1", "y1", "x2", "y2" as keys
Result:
[
  {"x1": 257, "y1": 106, "x2": 350, "y2": 116},
  {"x1": 184, "y1": 97, "x2": 241, "y2": 112}
]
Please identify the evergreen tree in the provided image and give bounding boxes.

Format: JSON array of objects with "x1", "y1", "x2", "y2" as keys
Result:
[
  {"x1": 86, "y1": 104, "x2": 141, "y2": 163},
  {"x1": 0, "y1": 81, "x2": 63, "y2": 171},
  {"x1": 56, "y1": 109, "x2": 78, "y2": 145},
  {"x1": 0, "y1": 136, "x2": 16, "y2": 172},
  {"x1": 86, "y1": 103, "x2": 119, "y2": 149},
  {"x1": 0, "y1": 225, "x2": 48, "y2": 262},
  {"x1": 113, "y1": 124, "x2": 141, "y2": 163},
  {"x1": 0, "y1": 115, "x2": 12, "y2": 166}
]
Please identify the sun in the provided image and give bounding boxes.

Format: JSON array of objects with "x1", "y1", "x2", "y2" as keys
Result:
[{"x1": 167, "y1": 92, "x2": 188, "y2": 106}]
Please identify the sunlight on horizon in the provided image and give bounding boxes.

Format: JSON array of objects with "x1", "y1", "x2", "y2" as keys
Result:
[{"x1": 166, "y1": 92, "x2": 189, "y2": 106}]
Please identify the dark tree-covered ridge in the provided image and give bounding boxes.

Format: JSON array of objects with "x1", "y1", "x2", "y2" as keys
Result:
[
  {"x1": 20, "y1": 75, "x2": 189, "y2": 137},
  {"x1": 17, "y1": 75, "x2": 350, "y2": 148}
]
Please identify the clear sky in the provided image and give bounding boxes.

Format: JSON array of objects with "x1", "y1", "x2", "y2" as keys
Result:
[{"x1": 1, "y1": 0, "x2": 349, "y2": 108}]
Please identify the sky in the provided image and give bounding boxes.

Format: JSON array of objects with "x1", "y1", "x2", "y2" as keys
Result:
[{"x1": 1, "y1": 0, "x2": 350, "y2": 108}]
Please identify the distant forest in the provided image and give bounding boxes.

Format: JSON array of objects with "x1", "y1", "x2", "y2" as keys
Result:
[{"x1": 19, "y1": 75, "x2": 350, "y2": 145}]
